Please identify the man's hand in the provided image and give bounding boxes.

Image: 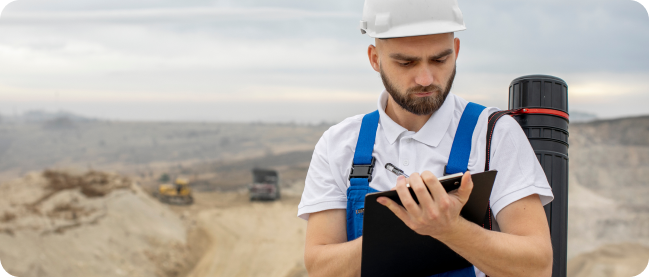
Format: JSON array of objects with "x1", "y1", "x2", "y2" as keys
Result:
[{"x1": 377, "y1": 171, "x2": 473, "y2": 239}]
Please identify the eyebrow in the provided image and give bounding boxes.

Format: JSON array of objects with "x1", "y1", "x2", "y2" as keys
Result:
[{"x1": 389, "y1": 49, "x2": 454, "y2": 62}]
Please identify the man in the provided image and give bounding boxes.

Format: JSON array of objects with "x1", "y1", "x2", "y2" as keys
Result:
[{"x1": 297, "y1": 1, "x2": 554, "y2": 276}]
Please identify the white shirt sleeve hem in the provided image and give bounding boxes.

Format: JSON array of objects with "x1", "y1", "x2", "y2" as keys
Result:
[
  {"x1": 490, "y1": 186, "x2": 554, "y2": 219},
  {"x1": 297, "y1": 200, "x2": 347, "y2": 221}
]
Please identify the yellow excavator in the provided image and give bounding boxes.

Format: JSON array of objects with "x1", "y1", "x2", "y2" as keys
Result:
[{"x1": 156, "y1": 178, "x2": 194, "y2": 205}]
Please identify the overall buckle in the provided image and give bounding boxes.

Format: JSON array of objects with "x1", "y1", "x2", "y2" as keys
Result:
[{"x1": 349, "y1": 157, "x2": 376, "y2": 182}]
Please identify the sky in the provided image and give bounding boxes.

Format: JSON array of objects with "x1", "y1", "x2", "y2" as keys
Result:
[{"x1": 0, "y1": 0, "x2": 647, "y2": 123}]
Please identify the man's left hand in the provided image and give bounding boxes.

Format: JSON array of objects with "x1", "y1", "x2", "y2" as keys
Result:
[{"x1": 377, "y1": 171, "x2": 473, "y2": 240}]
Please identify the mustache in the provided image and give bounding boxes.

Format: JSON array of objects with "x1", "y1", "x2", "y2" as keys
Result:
[{"x1": 406, "y1": 84, "x2": 443, "y2": 95}]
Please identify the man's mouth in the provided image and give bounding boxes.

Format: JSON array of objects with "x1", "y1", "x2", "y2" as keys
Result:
[{"x1": 411, "y1": 91, "x2": 435, "y2": 97}]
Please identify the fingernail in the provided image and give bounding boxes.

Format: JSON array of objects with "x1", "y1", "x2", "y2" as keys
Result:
[{"x1": 397, "y1": 175, "x2": 405, "y2": 181}]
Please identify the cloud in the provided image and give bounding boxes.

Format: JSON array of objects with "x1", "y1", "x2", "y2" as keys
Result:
[
  {"x1": 0, "y1": 0, "x2": 647, "y2": 122},
  {"x1": 457, "y1": 0, "x2": 649, "y2": 73},
  {"x1": 0, "y1": 7, "x2": 357, "y2": 24}
]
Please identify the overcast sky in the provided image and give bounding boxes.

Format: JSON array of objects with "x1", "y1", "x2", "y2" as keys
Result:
[{"x1": 0, "y1": 0, "x2": 647, "y2": 123}]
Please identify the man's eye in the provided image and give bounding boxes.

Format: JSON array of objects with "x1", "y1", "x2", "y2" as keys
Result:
[
  {"x1": 434, "y1": 58, "x2": 447, "y2": 64},
  {"x1": 399, "y1": 62, "x2": 412, "y2": 67}
]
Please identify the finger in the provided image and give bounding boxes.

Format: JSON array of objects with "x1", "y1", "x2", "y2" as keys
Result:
[
  {"x1": 377, "y1": 197, "x2": 411, "y2": 225},
  {"x1": 454, "y1": 171, "x2": 474, "y2": 205},
  {"x1": 395, "y1": 175, "x2": 421, "y2": 214},
  {"x1": 408, "y1": 172, "x2": 435, "y2": 209},
  {"x1": 420, "y1": 170, "x2": 447, "y2": 203},
  {"x1": 390, "y1": 186, "x2": 396, "y2": 191}
]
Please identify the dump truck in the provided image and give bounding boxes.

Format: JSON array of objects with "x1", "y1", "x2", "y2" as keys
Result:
[
  {"x1": 249, "y1": 169, "x2": 280, "y2": 201},
  {"x1": 156, "y1": 178, "x2": 194, "y2": 205}
]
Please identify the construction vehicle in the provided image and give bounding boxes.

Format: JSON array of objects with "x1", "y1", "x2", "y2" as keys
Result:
[
  {"x1": 156, "y1": 178, "x2": 194, "y2": 205},
  {"x1": 249, "y1": 169, "x2": 280, "y2": 201}
]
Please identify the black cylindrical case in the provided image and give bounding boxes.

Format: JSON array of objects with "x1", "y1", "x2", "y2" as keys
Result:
[{"x1": 509, "y1": 75, "x2": 569, "y2": 277}]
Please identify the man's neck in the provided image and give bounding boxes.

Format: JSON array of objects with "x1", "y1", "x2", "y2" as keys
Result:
[{"x1": 385, "y1": 96, "x2": 432, "y2": 132}]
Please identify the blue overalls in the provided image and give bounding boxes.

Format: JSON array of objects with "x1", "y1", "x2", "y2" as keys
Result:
[{"x1": 346, "y1": 103, "x2": 486, "y2": 277}]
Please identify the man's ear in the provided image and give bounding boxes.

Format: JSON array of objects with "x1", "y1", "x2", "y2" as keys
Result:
[
  {"x1": 454, "y1": 37, "x2": 460, "y2": 61},
  {"x1": 368, "y1": 44, "x2": 380, "y2": 72}
]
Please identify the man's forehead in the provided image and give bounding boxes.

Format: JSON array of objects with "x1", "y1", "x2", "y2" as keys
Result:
[{"x1": 376, "y1": 33, "x2": 455, "y2": 55}]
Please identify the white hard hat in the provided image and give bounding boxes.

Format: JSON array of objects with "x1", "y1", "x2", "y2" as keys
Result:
[{"x1": 360, "y1": 0, "x2": 466, "y2": 39}]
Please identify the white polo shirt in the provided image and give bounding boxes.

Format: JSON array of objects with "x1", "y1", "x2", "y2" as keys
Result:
[
  {"x1": 299, "y1": 89, "x2": 553, "y2": 218},
  {"x1": 298, "y1": 91, "x2": 553, "y2": 275}
]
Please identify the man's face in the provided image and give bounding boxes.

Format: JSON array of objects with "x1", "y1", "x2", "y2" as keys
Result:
[{"x1": 370, "y1": 33, "x2": 459, "y2": 115}]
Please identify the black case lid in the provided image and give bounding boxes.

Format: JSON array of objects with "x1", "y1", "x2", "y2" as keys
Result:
[{"x1": 509, "y1": 74, "x2": 569, "y2": 114}]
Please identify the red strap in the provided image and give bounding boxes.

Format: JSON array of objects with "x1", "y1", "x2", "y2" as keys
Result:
[{"x1": 509, "y1": 108, "x2": 569, "y2": 121}]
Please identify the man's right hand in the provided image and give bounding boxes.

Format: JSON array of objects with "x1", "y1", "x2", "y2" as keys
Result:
[{"x1": 304, "y1": 209, "x2": 363, "y2": 277}]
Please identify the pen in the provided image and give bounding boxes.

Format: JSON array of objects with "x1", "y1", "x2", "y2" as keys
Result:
[{"x1": 385, "y1": 163, "x2": 409, "y2": 178}]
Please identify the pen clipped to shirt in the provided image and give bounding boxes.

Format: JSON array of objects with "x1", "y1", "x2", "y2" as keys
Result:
[
  {"x1": 385, "y1": 163, "x2": 410, "y2": 187},
  {"x1": 384, "y1": 163, "x2": 409, "y2": 178}
]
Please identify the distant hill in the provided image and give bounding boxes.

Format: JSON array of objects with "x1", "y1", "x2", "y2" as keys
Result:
[
  {"x1": 0, "y1": 110, "x2": 96, "y2": 124},
  {"x1": 567, "y1": 115, "x2": 649, "y2": 276},
  {"x1": 572, "y1": 114, "x2": 649, "y2": 146},
  {"x1": 569, "y1": 111, "x2": 598, "y2": 123},
  {"x1": 0, "y1": 120, "x2": 327, "y2": 181}
]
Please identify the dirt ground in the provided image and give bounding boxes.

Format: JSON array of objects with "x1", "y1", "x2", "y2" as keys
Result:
[
  {"x1": 0, "y1": 170, "x2": 308, "y2": 277},
  {"x1": 173, "y1": 192, "x2": 308, "y2": 277},
  {"x1": 2, "y1": 169, "x2": 649, "y2": 277},
  {"x1": 567, "y1": 243, "x2": 649, "y2": 277},
  {"x1": 0, "y1": 170, "x2": 192, "y2": 277}
]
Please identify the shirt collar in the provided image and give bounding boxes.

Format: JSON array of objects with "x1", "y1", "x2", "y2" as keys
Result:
[{"x1": 377, "y1": 90, "x2": 456, "y2": 147}]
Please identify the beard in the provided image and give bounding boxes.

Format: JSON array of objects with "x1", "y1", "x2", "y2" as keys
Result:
[{"x1": 380, "y1": 64, "x2": 456, "y2": 116}]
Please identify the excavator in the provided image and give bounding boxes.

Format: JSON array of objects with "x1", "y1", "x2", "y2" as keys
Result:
[{"x1": 156, "y1": 178, "x2": 194, "y2": 205}]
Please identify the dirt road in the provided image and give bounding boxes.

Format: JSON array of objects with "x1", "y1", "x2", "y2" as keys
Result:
[{"x1": 174, "y1": 192, "x2": 308, "y2": 277}]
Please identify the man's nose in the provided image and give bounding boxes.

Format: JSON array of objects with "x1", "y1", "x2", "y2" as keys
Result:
[{"x1": 414, "y1": 67, "x2": 434, "y2": 87}]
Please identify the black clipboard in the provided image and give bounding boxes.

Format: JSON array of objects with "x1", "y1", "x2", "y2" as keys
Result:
[{"x1": 361, "y1": 170, "x2": 498, "y2": 277}]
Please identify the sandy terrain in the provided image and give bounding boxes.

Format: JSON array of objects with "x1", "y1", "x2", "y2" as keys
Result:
[
  {"x1": 181, "y1": 195, "x2": 307, "y2": 277},
  {"x1": 567, "y1": 243, "x2": 649, "y2": 277},
  {"x1": 1, "y1": 116, "x2": 649, "y2": 277},
  {"x1": 0, "y1": 170, "x2": 196, "y2": 277},
  {"x1": 161, "y1": 178, "x2": 309, "y2": 277},
  {"x1": 0, "y1": 170, "x2": 309, "y2": 277}
]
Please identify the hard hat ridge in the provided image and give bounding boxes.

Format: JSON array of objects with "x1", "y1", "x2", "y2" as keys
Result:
[{"x1": 360, "y1": 0, "x2": 466, "y2": 38}]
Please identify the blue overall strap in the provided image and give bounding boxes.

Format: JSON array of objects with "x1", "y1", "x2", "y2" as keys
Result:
[
  {"x1": 353, "y1": 110, "x2": 380, "y2": 166},
  {"x1": 346, "y1": 110, "x2": 380, "y2": 241},
  {"x1": 445, "y1": 102, "x2": 486, "y2": 175},
  {"x1": 349, "y1": 110, "x2": 380, "y2": 187}
]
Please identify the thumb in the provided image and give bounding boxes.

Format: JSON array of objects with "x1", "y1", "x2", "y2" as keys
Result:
[{"x1": 456, "y1": 171, "x2": 474, "y2": 205}]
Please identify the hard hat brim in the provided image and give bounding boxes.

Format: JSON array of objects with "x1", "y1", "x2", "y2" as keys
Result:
[{"x1": 364, "y1": 20, "x2": 466, "y2": 39}]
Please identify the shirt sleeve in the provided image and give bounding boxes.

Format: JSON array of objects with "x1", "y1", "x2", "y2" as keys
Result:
[
  {"x1": 487, "y1": 115, "x2": 554, "y2": 219},
  {"x1": 297, "y1": 130, "x2": 348, "y2": 220}
]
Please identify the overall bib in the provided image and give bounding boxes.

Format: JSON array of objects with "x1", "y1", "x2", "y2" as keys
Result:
[{"x1": 346, "y1": 103, "x2": 487, "y2": 277}]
